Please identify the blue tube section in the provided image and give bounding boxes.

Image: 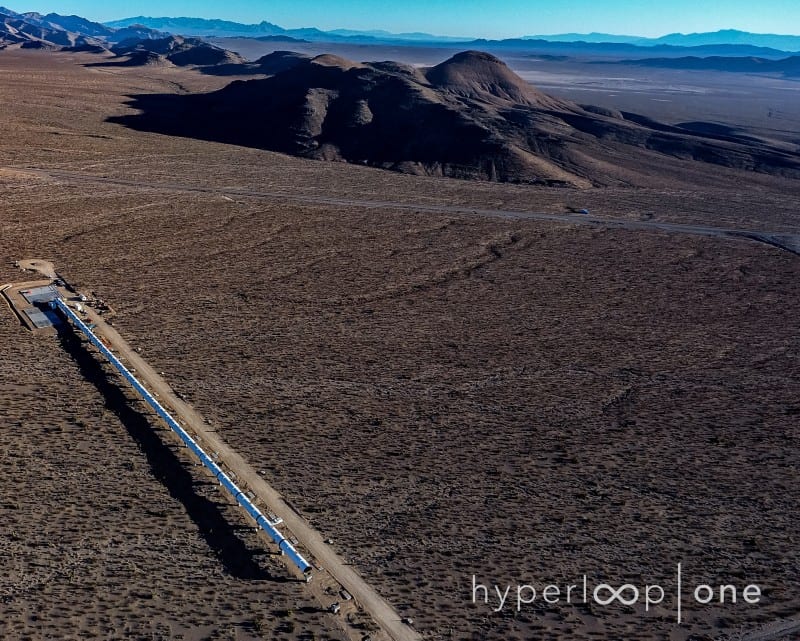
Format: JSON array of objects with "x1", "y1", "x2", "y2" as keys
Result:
[{"x1": 52, "y1": 298, "x2": 312, "y2": 575}]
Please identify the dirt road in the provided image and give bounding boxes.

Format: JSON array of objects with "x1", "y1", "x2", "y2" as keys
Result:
[
  {"x1": 15, "y1": 167, "x2": 800, "y2": 256},
  {"x1": 740, "y1": 617, "x2": 800, "y2": 641}
]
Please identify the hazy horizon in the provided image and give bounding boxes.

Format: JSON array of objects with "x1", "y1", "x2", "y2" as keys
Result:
[{"x1": 7, "y1": 1, "x2": 800, "y2": 39}]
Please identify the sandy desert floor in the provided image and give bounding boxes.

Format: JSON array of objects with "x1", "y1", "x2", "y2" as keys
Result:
[{"x1": 1, "y1": 49, "x2": 799, "y2": 640}]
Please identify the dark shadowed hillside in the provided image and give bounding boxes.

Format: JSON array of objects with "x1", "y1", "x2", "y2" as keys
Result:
[{"x1": 110, "y1": 50, "x2": 800, "y2": 186}]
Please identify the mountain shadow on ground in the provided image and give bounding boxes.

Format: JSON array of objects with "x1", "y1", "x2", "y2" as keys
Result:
[{"x1": 108, "y1": 50, "x2": 800, "y2": 186}]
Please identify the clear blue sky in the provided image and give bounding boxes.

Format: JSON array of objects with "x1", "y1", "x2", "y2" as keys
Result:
[{"x1": 15, "y1": 1, "x2": 800, "y2": 38}]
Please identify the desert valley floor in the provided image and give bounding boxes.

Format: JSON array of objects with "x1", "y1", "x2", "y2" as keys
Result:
[{"x1": 1, "y1": 49, "x2": 799, "y2": 641}]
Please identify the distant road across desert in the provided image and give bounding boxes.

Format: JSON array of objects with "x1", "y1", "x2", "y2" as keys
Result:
[{"x1": 17, "y1": 166, "x2": 800, "y2": 257}]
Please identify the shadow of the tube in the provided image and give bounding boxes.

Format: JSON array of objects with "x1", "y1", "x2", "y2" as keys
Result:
[{"x1": 56, "y1": 326, "x2": 292, "y2": 583}]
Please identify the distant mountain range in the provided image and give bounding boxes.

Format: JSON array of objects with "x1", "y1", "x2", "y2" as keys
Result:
[
  {"x1": 469, "y1": 39, "x2": 791, "y2": 59},
  {"x1": 4, "y1": 5, "x2": 800, "y2": 70},
  {"x1": 105, "y1": 16, "x2": 467, "y2": 43},
  {"x1": 106, "y1": 16, "x2": 800, "y2": 52},
  {"x1": 604, "y1": 55, "x2": 800, "y2": 77},
  {"x1": 526, "y1": 29, "x2": 800, "y2": 51},
  {"x1": 523, "y1": 32, "x2": 646, "y2": 44},
  {"x1": 0, "y1": 6, "x2": 162, "y2": 48},
  {"x1": 643, "y1": 29, "x2": 800, "y2": 50},
  {"x1": 0, "y1": 7, "x2": 238, "y2": 66},
  {"x1": 4, "y1": 6, "x2": 799, "y2": 55}
]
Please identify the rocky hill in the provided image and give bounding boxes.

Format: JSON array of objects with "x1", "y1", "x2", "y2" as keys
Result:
[
  {"x1": 110, "y1": 50, "x2": 800, "y2": 186},
  {"x1": 111, "y1": 35, "x2": 245, "y2": 67}
]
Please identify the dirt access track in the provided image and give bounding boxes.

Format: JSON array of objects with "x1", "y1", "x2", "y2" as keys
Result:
[
  {"x1": 13, "y1": 167, "x2": 800, "y2": 257},
  {"x1": 9, "y1": 259, "x2": 420, "y2": 641}
]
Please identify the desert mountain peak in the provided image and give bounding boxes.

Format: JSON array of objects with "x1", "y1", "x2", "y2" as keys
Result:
[
  {"x1": 425, "y1": 50, "x2": 568, "y2": 109},
  {"x1": 310, "y1": 53, "x2": 365, "y2": 70}
]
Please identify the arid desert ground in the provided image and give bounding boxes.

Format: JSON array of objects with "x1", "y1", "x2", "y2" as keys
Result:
[{"x1": 1, "y1": 49, "x2": 799, "y2": 640}]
